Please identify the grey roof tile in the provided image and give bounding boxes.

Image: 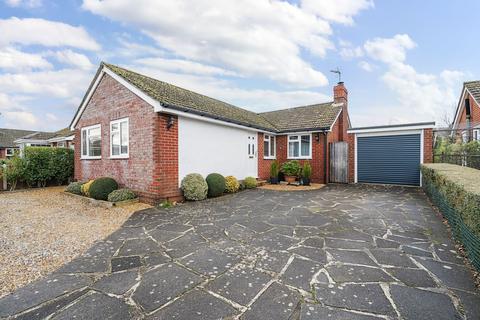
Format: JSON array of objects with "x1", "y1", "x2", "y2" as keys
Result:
[{"x1": 465, "y1": 81, "x2": 480, "y2": 103}]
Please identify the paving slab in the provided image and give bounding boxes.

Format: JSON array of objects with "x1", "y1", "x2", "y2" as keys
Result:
[
  {"x1": 241, "y1": 282, "x2": 300, "y2": 320},
  {"x1": 179, "y1": 247, "x2": 238, "y2": 277},
  {"x1": 401, "y1": 245, "x2": 434, "y2": 258},
  {"x1": 251, "y1": 230, "x2": 299, "y2": 251},
  {"x1": 327, "y1": 249, "x2": 378, "y2": 267},
  {"x1": 300, "y1": 304, "x2": 384, "y2": 320},
  {"x1": 148, "y1": 289, "x2": 238, "y2": 319},
  {"x1": 281, "y1": 257, "x2": 322, "y2": 292},
  {"x1": 164, "y1": 232, "x2": 208, "y2": 258},
  {"x1": 385, "y1": 267, "x2": 437, "y2": 288},
  {"x1": 453, "y1": 289, "x2": 480, "y2": 320},
  {"x1": 375, "y1": 237, "x2": 400, "y2": 249},
  {"x1": 289, "y1": 246, "x2": 327, "y2": 264},
  {"x1": 206, "y1": 265, "x2": 271, "y2": 306},
  {"x1": 92, "y1": 270, "x2": 138, "y2": 295},
  {"x1": 370, "y1": 249, "x2": 417, "y2": 268},
  {"x1": 117, "y1": 238, "x2": 163, "y2": 256},
  {"x1": 111, "y1": 255, "x2": 143, "y2": 272},
  {"x1": 326, "y1": 238, "x2": 372, "y2": 250},
  {"x1": 144, "y1": 253, "x2": 171, "y2": 267},
  {"x1": 255, "y1": 250, "x2": 291, "y2": 273},
  {"x1": 390, "y1": 285, "x2": 461, "y2": 320},
  {"x1": 301, "y1": 236, "x2": 324, "y2": 248},
  {"x1": 315, "y1": 283, "x2": 396, "y2": 317},
  {"x1": 326, "y1": 264, "x2": 395, "y2": 283},
  {"x1": 132, "y1": 263, "x2": 203, "y2": 312},
  {"x1": 51, "y1": 291, "x2": 132, "y2": 320}
]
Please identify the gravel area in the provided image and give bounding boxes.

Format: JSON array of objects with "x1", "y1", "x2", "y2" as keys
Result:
[{"x1": 0, "y1": 187, "x2": 150, "y2": 298}]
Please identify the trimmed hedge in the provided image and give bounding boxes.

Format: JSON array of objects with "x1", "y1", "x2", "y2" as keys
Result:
[
  {"x1": 89, "y1": 177, "x2": 119, "y2": 200},
  {"x1": 206, "y1": 173, "x2": 225, "y2": 197},
  {"x1": 82, "y1": 180, "x2": 94, "y2": 197},
  {"x1": 244, "y1": 177, "x2": 257, "y2": 189},
  {"x1": 181, "y1": 173, "x2": 208, "y2": 201},
  {"x1": 65, "y1": 182, "x2": 83, "y2": 195},
  {"x1": 421, "y1": 163, "x2": 480, "y2": 270},
  {"x1": 225, "y1": 176, "x2": 240, "y2": 193},
  {"x1": 108, "y1": 188, "x2": 137, "y2": 202}
]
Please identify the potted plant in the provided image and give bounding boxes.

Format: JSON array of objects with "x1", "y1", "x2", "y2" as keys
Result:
[
  {"x1": 281, "y1": 160, "x2": 300, "y2": 184},
  {"x1": 270, "y1": 160, "x2": 279, "y2": 184},
  {"x1": 301, "y1": 162, "x2": 312, "y2": 186}
]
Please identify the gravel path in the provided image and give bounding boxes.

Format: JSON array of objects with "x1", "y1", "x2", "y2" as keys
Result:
[{"x1": 0, "y1": 187, "x2": 150, "y2": 298}]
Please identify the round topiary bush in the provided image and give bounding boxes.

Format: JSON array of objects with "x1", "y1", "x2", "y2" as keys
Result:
[
  {"x1": 181, "y1": 173, "x2": 208, "y2": 201},
  {"x1": 108, "y1": 188, "x2": 137, "y2": 202},
  {"x1": 244, "y1": 177, "x2": 257, "y2": 189},
  {"x1": 81, "y1": 180, "x2": 94, "y2": 197},
  {"x1": 89, "y1": 177, "x2": 119, "y2": 200},
  {"x1": 65, "y1": 181, "x2": 83, "y2": 195},
  {"x1": 206, "y1": 173, "x2": 226, "y2": 198},
  {"x1": 225, "y1": 176, "x2": 240, "y2": 193}
]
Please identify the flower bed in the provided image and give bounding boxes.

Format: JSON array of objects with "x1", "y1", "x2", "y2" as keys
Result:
[{"x1": 421, "y1": 163, "x2": 480, "y2": 271}]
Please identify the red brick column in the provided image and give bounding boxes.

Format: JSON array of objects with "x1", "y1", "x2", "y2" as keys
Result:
[
  {"x1": 347, "y1": 133, "x2": 355, "y2": 183},
  {"x1": 423, "y1": 128, "x2": 433, "y2": 164}
]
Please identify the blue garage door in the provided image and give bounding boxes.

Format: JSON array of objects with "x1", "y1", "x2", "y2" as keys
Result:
[{"x1": 357, "y1": 134, "x2": 421, "y2": 186}]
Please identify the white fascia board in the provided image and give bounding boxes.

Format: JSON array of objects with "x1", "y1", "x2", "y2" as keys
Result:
[
  {"x1": 14, "y1": 139, "x2": 49, "y2": 144},
  {"x1": 452, "y1": 88, "x2": 468, "y2": 129},
  {"x1": 47, "y1": 135, "x2": 75, "y2": 143},
  {"x1": 348, "y1": 123, "x2": 435, "y2": 134},
  {"x1": 355, "y1": 129, "x2": 422, "y2": 138},
  {"x1": 328, "y1": 108, "x2": 343, "y2": 132}
]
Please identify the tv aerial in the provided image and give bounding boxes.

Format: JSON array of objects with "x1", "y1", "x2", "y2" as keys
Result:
[{"x1": 330, "y1": 67, "x2": 342, "y2": 82}]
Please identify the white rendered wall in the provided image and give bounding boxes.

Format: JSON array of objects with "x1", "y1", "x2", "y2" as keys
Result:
[{"x1": 178, "y1": 116, "x2": 258, "y2": 185}]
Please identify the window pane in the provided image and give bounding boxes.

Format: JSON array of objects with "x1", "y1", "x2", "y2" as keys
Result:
[
  {"x1": 111, "y1": 123, "x2": 119, "y2": 131},
  {"x1": 112, "y1": 132, "x2": 120, "y2": 156},
  {"x1": 88, "y1": 127, "x2": 101, "y2": 157},
  {"x1": 270, "y1": 136, "x2": 275, "y2": 156},
  {"x1": 289, "y1": 141, "x2": 299, "y2": 157},
  {"x1": 120, "y1": 121, "x2": 128, "y2": 154},
  {"x1": 264, "y1": 140, "x2": 269, "y2": 157},
  {"x1": 301, "y1": 135, "x2": 310, "y2": 157},
  {"x1": 289, "y1": 135, "x2": 298, "y2": 141},
  {"x1": 82, "y1": 130, "x2": 87, "y2": 155}
]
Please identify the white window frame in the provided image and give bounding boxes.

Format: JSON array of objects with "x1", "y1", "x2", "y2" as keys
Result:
[
  {"x1": 263, "y1": 134, "x2": 276, "y2": 159},
  {"x1": 5, "y1": 148, "x2": 15, "y2": 157},
  {"x1": 287, "y1": 133, "x2": 312, "y2": 159},
  {"x1": 462, "y1": 131, "x2": 468, "y2": 143},
  {"x1": 81, "y1": 124, "x2": 102, "y2": 160},
  {"x1": 474, "y1": 129, "x2": 480, "y2": 141},
  {"x1": 110, "y1": 117, "x2": 129, "y2": 159}
]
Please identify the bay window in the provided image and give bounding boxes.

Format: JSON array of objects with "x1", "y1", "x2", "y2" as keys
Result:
[
  {"x1": 263, "y1": 135, "x2": 276, "y2": 159},
  {"x1": 110, "y1": 118, "x2": 129, "y2": 158},
  {"x1": 288, "y1": 134, "x2": 311, "y2": 159},
  {"x1": 81, "y1": 124, "x2": 101, "y2": 159}
]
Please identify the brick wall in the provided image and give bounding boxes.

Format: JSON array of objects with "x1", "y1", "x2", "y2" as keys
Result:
[
  {"x1": 347, "y1": 133, "x2": 355, "y2": 183},
  {"x1": 257, "y1": 133, "x2": 275, "y2": 180},
  {"x1": 457, "y1": 92, "x2": 480, "y2": 129},
  {"x1": 423, "y1": 128, "x2": 433, "y2": 164},
  {"x1": 73, "y1": 73, "x2": 180, "y2": 204},
  {"x1": 0, "y1": 148, "x2": 5, "y2": 159}
]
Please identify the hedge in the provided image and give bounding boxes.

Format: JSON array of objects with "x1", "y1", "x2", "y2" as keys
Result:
[
  {"x1": 5, "y1": 147, "x2": 74, "y2": 189},
  {"x1": 421, "y1": 163, "x2": 480, "y2": 271}
]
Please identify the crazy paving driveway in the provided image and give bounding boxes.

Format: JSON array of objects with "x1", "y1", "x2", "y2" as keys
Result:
[{"x1": 1, "y1": 185, "x2": 479, "y2": 320}]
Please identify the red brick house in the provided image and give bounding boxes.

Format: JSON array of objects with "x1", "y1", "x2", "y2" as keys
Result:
[
  {"x1": 70, "y1": 63, "x2": 351, "y2": 203},
  {"x1": 452, "y1": 81, "x2": 480, "y2": 141}
]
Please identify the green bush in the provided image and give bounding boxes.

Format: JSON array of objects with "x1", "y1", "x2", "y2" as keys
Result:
[
  {"x1": 224, "y1": 176, "x2": 240, "y2": 193},
  {"x1": 5, "y1": 156, "x2": 24, "y2": 191},
  {"x1": 65, "y1": 182, "x2": 83, "y2": 195},
  {"x1": 50, "y1": 148, "x2": 74, "y2": 185},
  {"x1": 244, "y1": 176, "x2": 257, "y2": 189},
  {"x1": 206, "y1": 173, "x2": 225, "y2": 197},
  {"x1": 270, "y1": 160, "x2": 279, "y2": 178},
  {"x1": 21, "y1": 147, "x2": 74, "y2": 187},
  {"x1": 281, "y1": 160, "x2": 301, "y2": 176},
  {"x1": 108, "y1": 188, "x2": 136, "y2": 202},
  {"x1": 82, "y1": 180, "x2": 94, "y2": 196},
  {"x1": 181, "y1": 173, "x2": 208, "y2": 201},
  {"x1": 302, "y1": 162, "x2": 312, "y2": 179},
  {"x1": 89, "y1": 177, "x2": 119, "y2": 200}
]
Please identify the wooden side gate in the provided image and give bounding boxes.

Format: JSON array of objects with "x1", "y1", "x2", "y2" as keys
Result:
[{"x1": 329, "y1": 142, "x2": 348, "y2": 183}]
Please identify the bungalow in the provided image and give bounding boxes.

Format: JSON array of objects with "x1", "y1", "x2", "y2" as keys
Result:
[
  {"x1": 452, "y1": 81, "x2": 480, "y2": 141},
  {"x1": 70, "y1": 63, "x2": 350, "y2": 203},
  {"x1": 0, "y1": 128, "x2": 40, "y2": 159}
]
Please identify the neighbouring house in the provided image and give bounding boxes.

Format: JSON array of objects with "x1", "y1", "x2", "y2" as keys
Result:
[
  {"x1": 452, "y1": 81, "x2": 480, "y2": 141},
  {"x1": 69, "y1": 63, "x2": 351, "y2": 203},
  {"x1": 0, "y1": 128, "x2": 40, "y2": 159},
  {"x1": 47, "y1": 128, "x2": 75, "y2": 149}
]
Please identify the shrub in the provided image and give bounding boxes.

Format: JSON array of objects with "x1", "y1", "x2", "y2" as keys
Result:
[
  {"x1": 244, "y1": 176, "x2": 257, "y2": 189},
  {"x1": 81, "y1": 180, "x2": 95, "y2": 197},
  {"x1": 225, "y1": 176, "x2": 240, "y2": 193},
  {"x1": 65, "y1": 182, "x2": 83, "y2": 195},
  {"x1": 22, "y1": 147, "x2": 74, "y2": 187},
  {"x1": 89, "y1": 177, "x2": 119, "y2": 200},
  {"x1": 108, "y1": 188, "x2": 136, "y2": 202},
  {"x1": 270, "y1": 160, "x2": 279, "y2": 178},
  {"x1": 181, "y1": 173, "x2": 208, "y2": 201},
  {"x1": 302, "y1": 162, "x2": 312, "y2": 179},
  {"x1": 5, "y1": 156, "x2": 24, "y2": 191},
  {"x1": 50, "y1": 148, "x2": 74, "y2": 185},
  {"x1": 206, "y1": 173, "x2": 225, "y2": 197},
  {"x1": 281, "y1": 160, "x2": 301, "y2": 176}
]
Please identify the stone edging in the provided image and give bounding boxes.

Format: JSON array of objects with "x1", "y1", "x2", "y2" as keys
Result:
[{"x1": 62, "y1": 191, "x2": 139, "y2": 208}]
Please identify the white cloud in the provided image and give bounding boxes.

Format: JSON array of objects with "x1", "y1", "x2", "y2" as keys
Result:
[
  {"x1": 340, "y1": 46, "x2": 364, "y2": 59},
  {"x1": 0, "y1": 17, "x2": 100, "y2": 51},
  {"x1": 301, "y1": 0, "x2": 374, "y2": 24},
  {"x1": 0, "y1": 93, "x2": 39, "y2": 129},
  {"x1": 4, "y1": 0, "x2": 42, "y2": 8},
  {"x1": 81, "y1": 0, "x2": 361, "y2": 88},
  {"x1": 134, "y1": 58, "x2": 238, "y2": 77},
  {"x1": 358, "y1": 61, "x2": 374, "y2": 72},
  {"x1": 363, "y1": 34, "x2": 464, "y2": 123},
  {"x1": 51, "y1": 49, "x2": 94, "y2": 70},
  {"x1": 0, "y1": 47, "x2": 52, "y2": 71}
]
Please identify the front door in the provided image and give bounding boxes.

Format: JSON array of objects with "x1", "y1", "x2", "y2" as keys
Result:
[{"x1": 247, "y1": 135, "x2": 257, "y2": 177}]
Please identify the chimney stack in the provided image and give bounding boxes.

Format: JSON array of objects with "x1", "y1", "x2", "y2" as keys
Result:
[{"x1": 333, "y1": 82, "x2": 348, "y2": 105}]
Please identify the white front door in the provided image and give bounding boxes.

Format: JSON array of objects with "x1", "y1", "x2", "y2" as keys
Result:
[{"x1": 247, "y1": 135, "x2": 257, "y2": 177}]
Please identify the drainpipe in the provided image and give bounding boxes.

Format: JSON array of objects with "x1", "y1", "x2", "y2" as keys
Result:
[{"x1": 323, "y1": 131, "x2": 328, "y2": 184}]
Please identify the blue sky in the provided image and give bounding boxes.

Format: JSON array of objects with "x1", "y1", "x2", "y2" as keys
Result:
[{"x1": 0, "y1": 0, "x2": 478, "y2": 131}]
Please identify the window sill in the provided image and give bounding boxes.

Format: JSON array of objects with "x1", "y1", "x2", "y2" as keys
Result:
[
  {"x1": 287, "y1": 157, "x2": 312, "y2": 160},
  {"x1": 110, "y1": 156, "x2": 129, "y2": 159},
  {"x1": 81, "y1": 156, "x2": 101, "y2": 160},
  {"x1": 263, "y1": 157, "x2": 276, "y2": 160}
]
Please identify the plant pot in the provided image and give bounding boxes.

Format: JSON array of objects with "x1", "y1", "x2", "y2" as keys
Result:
[
  {"x1": 270, "y1": 177, "x2": 279, "y2": 184},
  {"x1": 302, "y1": 177, "x2": 311, "y2": 186},
  {"x1": 284, "y1": 175, "x2": 296, "y2": 183}
]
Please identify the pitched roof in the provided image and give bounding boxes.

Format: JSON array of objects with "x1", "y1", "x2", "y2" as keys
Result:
[
  {"x1": 0, "y1": 128, "x2": 37, "y2": 148},
  {"x1": 105, "y1": 63, "x2": 277, "y2": 132},
  {"x1": 259, "y1": 103, "x2": 341, "y2": 132},
  {"x1": 51, "y1": 127, "x2": 74, "y2": 138},
  {"x1": 465, "y1": 81, "x2": 480, "y2": 103},
  {"x1": 17, "y1": 131, "x2": 55, "y2": 141}
]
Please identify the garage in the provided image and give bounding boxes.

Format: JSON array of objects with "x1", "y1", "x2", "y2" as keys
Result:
[{"x1": 348, "y1": 122, "x2": 435, "y2": 186}]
